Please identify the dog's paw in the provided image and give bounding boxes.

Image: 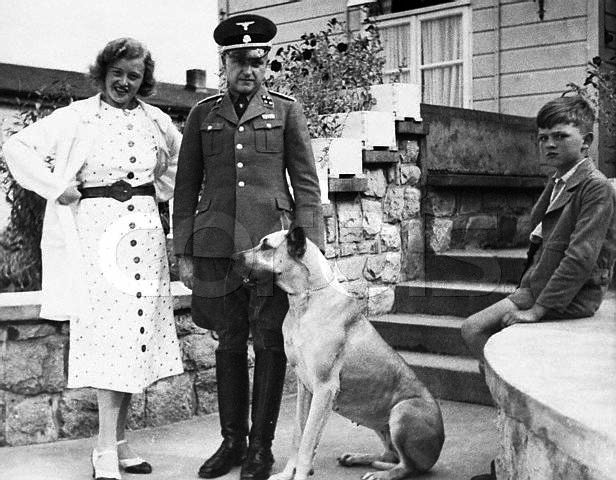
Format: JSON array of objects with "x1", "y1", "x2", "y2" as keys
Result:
[{"x1": 338, "y1": 453, "x2": 375, "y2": 467}]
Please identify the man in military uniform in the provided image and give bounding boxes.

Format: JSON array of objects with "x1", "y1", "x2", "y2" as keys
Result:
[{"x1": 172, "y1": 13, "x2": 324, "y2": 480}]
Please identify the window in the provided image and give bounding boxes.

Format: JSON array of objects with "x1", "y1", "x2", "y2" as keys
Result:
[{"x1": 377, "y1": 1, "x2": 471, "y2": 108}]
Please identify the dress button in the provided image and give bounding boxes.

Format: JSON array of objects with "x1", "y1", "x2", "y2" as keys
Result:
[
  {"x1": 134, "y1": 257, "x2": 140, "y2": 263},
  {"x1": 141, "y1": 345, "x2": 146, "y2": 352},
  {"x1": 130, "y1": 240, "x2": 137, "y2": 247},
  {"x1": 136, "y1": 292, "x2": 142, "y2": 298},
  {"x1": 127, "y1": 172, "x2": 135, "y2": 179},
  {"x1": 138, "y1": 309, "x2": 143, "y2": 316},
  {"x1": 237, "y1": 162, "x2": 244, "y2": 168},
  {"x1": 128, "y1": 140, "x2": 135, "y2": 147},
  {"x1": 129, "y1": 156, "x2": 136, "y2": 163},
  {"x1": 134, "y1": 273, "x2": 140, "y2": 280},
  {"x1": 140, "y1": 327, "x2": 145, "y2": 334},
  {"x1": 129, "y1": 222, "x2": 136, "y2": 229},
  {"x1": 236, "y1": 144, "x2": 243, "y2": 150},
  {"x1": 127, "y1": 124, "x2": 134, "y2": 130},
  {"x1": 128, "y1": 204, "x2": 135, "y2": 211},
  {"x1": 239, "y1": 126, "x2": 245, "y2": 132},
  {"x1": 238, "y1": 181, "x2": 245, "y2": 187}
]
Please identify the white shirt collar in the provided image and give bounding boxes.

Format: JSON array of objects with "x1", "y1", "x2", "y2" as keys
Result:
[{"x1": 554, "y1": 157, "x2": 588, "y2": 184}]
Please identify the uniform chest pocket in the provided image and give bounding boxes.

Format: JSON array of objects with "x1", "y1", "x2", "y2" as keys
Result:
[
  {"x1": 201, "y1": 122, "x2": 224, "y2": 156},
  {"x1": 254, "y1": 119, "x2": 283, "y2": 153}
]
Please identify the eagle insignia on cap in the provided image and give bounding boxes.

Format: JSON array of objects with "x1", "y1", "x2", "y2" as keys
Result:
[{"x1": 236, "y1": 21, "x2": 254, "y2": 31}]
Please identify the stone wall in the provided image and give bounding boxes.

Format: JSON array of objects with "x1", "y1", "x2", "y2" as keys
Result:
[
  {"x1": 0, "y1": 306, "x2": 297, "y2": 447},
  {"x1": 424, "y1": 186, "x2": 540, "y2": 252}
]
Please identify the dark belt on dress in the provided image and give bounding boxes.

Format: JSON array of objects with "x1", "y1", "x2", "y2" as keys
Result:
[{"x1": 79, "y1": 180, "x2": 155, "y2": 203}]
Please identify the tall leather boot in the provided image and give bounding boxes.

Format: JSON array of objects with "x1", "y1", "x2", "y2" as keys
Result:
[
  {"x1": 240, "y1": 349, "x2": 287, "y2": 480},
  {"x1": 198, "y1": 350, "x2": 249, "y2": 478}
]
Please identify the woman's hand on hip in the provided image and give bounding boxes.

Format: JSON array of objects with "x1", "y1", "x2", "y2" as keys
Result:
[
  {"x1": 57, "y1": 181, "x2": 82, "y2": 205},
  {"x1": 178, "y1": 255, "x2": 194, "y2": 290}
]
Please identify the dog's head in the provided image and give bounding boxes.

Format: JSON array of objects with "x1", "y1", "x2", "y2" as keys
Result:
[{"x1": 232, "y1": 227, "x2": 311, "y2": 294}]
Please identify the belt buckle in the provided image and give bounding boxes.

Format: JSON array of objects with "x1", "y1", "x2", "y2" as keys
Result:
[{"x1": 109, "y1": 180, "x2": 133, "y2": 202}]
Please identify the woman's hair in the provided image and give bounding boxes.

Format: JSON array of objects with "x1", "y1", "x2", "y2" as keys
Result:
[
  {"x1": 537, "y1": 96, "x2": 595, "y2": 133},
  {"x1": 89, "y1": 37, "x2": 156, "y2": 97}
]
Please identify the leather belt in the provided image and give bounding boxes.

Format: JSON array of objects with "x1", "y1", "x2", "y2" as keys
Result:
[{"x1": 79, "y1": 180, "x2": 155, "y2": 203}]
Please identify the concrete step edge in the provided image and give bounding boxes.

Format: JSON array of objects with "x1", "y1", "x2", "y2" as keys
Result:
[
  {"x1": 432, "y1": 248, "x2": 527, "y2": 259},
  {"x1": 398, "y1": 350, "x2": 480, "y2": 373},
  {"x1": 371, "y1": 313, "x2": 464, "y2": 328},
  {"x1": 396, "y1": 280, "x2": 517, "y2": 294}
]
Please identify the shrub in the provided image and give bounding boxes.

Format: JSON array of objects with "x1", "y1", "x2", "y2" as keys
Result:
[
  {"x1": 566, "y1": 56, "x2": 616, "y2": 135},
  {"x1": 265, "y1": 17, "x2": 385, "y2": 137},
  {"x1": 0, "y1": 81, "x2": 73, "y2": 291}
]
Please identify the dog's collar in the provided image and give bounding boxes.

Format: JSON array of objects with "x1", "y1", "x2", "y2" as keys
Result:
[{"x1": 288, "y1": 273, "x2": 336, "y2": 296}]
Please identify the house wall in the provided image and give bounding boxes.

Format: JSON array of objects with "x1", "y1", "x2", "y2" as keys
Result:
[{"x1": 221, "y1": 0, "x2": 599, "y2": 118}]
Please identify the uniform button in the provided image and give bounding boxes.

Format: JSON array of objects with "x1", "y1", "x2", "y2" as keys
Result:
[
  {"x1": 236, "y1": 144, "x2": 243, "y2": 150},
  {"x1": 238, "y1": 126, "x2": 245, "y2": 132},
  {"x1": 136, "y1": 292, "x2": 142, "y2": 298},
  {"x1": 129, "y1": 156, "x2": 136, "y2": 163},
  {"x1": 266, "y1": 123, "x2": 272, "y2": 129},
  {"x1": 238, "y1": 181, "x2": 245, "y2": 187},
  {"x1": 140, "y1": 327, "x2": 145, "y2": 334},
  {"x1": 134, "y1": 257, "x2": 140, "y2": 263},
  {"x1": 130, "y1": 240, "x2": 137, "y2": 247},
  {"x1": 128, "y1": 204, "x2": 135, "y2": 211},
  {"x1": 129, "y1": 222, "x2": 136, "y2": 229},
  {"x1": 141, "y1": 345, "x2": 146, "y2": 352},
  {"x1": 134, "y1": 273, "x2": 140, "y2": 280},
  {"x1": 138, "y1": 309, "x2": 143, "y2": 316},
  {"x1": 237, "y1": 162, "x2": 244, "y2": 168},
  {"x1": 128, "y1": 140, "x2": 135, "y2": 147},
  {"x1": 127, "y1": 172, "x2": 135, "y2": 179},
  {"x1": 207, "y1": 125, "x2": 212, "y2": 131}
]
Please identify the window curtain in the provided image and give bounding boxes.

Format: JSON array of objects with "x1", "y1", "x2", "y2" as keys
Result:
[
  {"x1": 421, "y1": 15, "x2": 462, "y2": 107},
  {"x1": 381, "y1": 23, "x2": 411, "y2": 82}
]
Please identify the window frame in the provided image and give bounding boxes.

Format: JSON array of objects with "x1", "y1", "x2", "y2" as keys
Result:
[{"x1": 376, "y1": 0, "x2": 472, "y2": 108}]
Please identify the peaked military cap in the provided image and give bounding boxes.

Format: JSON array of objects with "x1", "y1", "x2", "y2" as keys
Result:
[{"x1": 214, "y1": 14, "x2": 277, "y2": 53}]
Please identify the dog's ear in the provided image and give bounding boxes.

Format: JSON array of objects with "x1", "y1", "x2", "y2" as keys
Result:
[{"x1": 286, "y1": 226, "x2": 307, "y2": 258}]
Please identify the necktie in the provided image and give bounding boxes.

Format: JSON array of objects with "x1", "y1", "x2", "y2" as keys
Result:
[
  {"x1": 550, "y1": 178, "x2": 565, "y2": 204},
  {"x1": 234, "y1": 95, "x2": 249, "y2": 119}
]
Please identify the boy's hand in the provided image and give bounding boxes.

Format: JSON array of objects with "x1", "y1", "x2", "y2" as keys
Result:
[{"x1": 502, "y1": 304, "x2": 547, "y2": 327}]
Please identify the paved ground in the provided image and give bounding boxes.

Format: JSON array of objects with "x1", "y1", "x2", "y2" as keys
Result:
[{"x1": 0, "y1": 397, "x2": 497, "y2": 480}]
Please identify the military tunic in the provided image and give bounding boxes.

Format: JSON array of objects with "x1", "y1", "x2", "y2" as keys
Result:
[{"x1": 173, "y1": 85, "x2": 323, "y2": 260}]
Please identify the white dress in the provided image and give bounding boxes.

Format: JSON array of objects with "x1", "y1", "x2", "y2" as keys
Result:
[{"x1": 67, "y1": 102, "x2": 183, "y2": 393}]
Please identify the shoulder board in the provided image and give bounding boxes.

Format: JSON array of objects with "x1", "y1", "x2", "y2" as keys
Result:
[
  {"x1": 197, "y1": 93, "x2": 224, "y2": 105},
  {"x1": 268, "y1": 90, "x2": 296, "y2": 102}
]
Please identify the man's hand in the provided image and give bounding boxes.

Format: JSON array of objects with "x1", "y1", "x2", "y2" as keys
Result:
[
  {"x1": 57, "y1": 181, "x2": 81, "y2": 205},
  {"x1": 502, "y1": 304, "x2": 547, "y2": 327},
  {"x1": 178, "y1": 255, "x2": 194, "y2": 290}
]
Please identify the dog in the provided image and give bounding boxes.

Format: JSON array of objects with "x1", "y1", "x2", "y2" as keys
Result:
[{"x1": 233, "y1": 228, "x2": 445, "y2": 480}]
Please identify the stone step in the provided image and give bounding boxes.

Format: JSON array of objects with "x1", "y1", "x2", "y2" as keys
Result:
[
  {"x1": 399, "y1": 350, "x2": 493, "y2": 406},
  {"x1": 394, "y1": 280, "x2": 517, "y2": 317},
  {"x1": 425, "y1": 248, "x2": 527, "y2": 285},
  {"x1": 371, "y1": 313, "x2": 469, "y2": 356}
]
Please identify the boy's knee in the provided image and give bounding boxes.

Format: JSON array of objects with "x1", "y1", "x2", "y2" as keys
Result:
[{"x1": 461, "y1": 317, "x2": 483, "y2": 345}]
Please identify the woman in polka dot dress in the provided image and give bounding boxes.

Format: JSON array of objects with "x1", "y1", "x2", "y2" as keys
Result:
[{"x1": 4, "y1": 38, "x2": 184, "y2": 480}]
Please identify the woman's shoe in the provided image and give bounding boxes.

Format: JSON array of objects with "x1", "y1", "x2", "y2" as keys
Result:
[
  {"x1": 91, "y1": 449, "x2": 121, "y2": 480},
  {"x1": 117, "y1": 439, "x2": 152, "y2": 474}
]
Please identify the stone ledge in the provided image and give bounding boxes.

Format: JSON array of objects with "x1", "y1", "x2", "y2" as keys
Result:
[
  {"x1": 426, "y1": 173, "x2": 546, "y2": 189},
  {"x1": 0, "y1": 282, "x2": 192, "y2": 322},
  {"x1": 484, "y1": 292, "x2": 616, "y2": 480}
]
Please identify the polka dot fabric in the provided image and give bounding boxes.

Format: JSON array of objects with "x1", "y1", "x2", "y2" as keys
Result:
[{"x1": 67, "y1": 103, "x2": 183, "y2": 393}]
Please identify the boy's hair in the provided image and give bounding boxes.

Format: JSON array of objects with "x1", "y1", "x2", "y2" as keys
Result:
[{"x1": 536, "y1": 96, "x2": 595, "y2": 133}]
